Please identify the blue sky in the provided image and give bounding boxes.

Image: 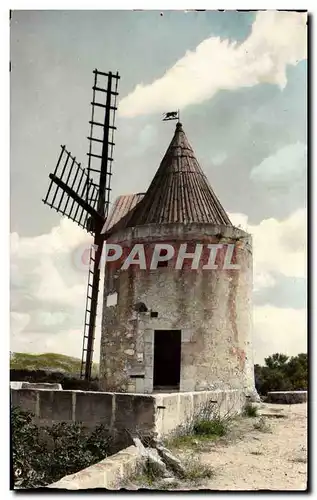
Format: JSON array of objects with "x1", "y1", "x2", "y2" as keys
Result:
[{"x1": 10, "y1": 10, "x2": 307, "y2": 363}]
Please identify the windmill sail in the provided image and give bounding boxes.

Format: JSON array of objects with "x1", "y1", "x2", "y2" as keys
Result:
[
  {"x1": 42, "y1": 146, "x2": 101, "y2": 233},
  {"x1": 42, "y1": 69, "x2": 120, "y2": 381}
]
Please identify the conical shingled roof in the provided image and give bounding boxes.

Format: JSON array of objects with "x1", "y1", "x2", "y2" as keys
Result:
[{"x1": 125, "y1": 122, "x2": 232, "y2": 227}]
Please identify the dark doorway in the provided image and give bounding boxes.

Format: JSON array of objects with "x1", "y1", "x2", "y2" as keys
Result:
[{"x1": 153, "y1": 330, "x2": 181, "y2": 391}]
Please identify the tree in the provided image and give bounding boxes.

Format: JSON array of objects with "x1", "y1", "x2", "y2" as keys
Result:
[
  {"x1": 254, "y1": 352, "x2": 308, "y2": 395},
  {"x1": 264, "y1": 353, "x2": 289, "y2": 370}
]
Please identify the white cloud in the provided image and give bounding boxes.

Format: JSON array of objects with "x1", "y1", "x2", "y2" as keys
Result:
[
  {"x1": 253, "y1": 272, "x2": 277, "y2": 293},
  {"x1": 230, "y1": 208, "x2": 307, "y2": 282},
  {"x1": 10, "y1": 312, "x2": 30, "y2": 337},
  {"x1": 10, "y1": 219, "x2": 101, "y2": 361},
  {"x1": 119, "y1": 11, "x2": 307, "y2": 117},
  {"x1": 250, "y1": 142, "x2": 307, "y2": 187},
  {"x1": 252, "y1": 209, "x2": 307, "y2": 280},
  {"x1": 10, "y1": 217, "x2": 89, "y2": 257},
  {"x1": 230, "y1": 209, "x2": 307, "y2": 363},
  {"x1": 253, "y1": 305, "x2": 307, "y2": 363},
  {"x1": 212, "y1": 152, "x2": 227, "y2": 166}
]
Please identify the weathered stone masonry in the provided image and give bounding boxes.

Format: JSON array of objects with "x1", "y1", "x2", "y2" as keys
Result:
[
  {"x1": 99, "y1": 122, "x2": 257, "y2": 398},
  {"x1": 100, "y1": 223, "x2": 255, "y2": 395}
]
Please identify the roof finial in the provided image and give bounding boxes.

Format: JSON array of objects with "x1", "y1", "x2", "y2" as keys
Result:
[{"x1": 162, "y1": 110, "x2": 180, "y2": 122}]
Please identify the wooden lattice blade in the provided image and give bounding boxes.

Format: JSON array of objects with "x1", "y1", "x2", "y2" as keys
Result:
[{"x1": 42, "y1": 146, "x2": 103, "y2": 233}]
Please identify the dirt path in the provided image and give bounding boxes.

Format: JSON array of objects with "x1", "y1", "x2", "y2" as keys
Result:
[
  {"x1": 195, "y1": 403, "x2": 307, "y2": 491},
  {"x1": 126, "y1": 403, "x2": 307, "y2": 491}
]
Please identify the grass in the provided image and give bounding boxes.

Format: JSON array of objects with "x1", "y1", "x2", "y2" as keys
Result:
[
  {"x1": 182, "y1": 455, "x2": 214, "y2": 482},
  {"x1": 10, "y1": 352, "x2": 99, "y2": 376},
  {"x1": 253, "y1": 417, "x2": 272, "y2": 433},
  {"x1": 166, "y1": 417, "x2": 230, "y2": 450},
  {"x1": 243, "y1": 402, "x2": 258, "y2": 418},
  {"x1": 193, "y1": 418, "x2": 227, "y2": 437},
  {"x1": 164, "y1": 398, "x2": 236, "y2": 452},
  {"x1": 132, "y1": 454, "x2": 214, "y2": 489},
  {"x1": 165, "y1": 432, "x2": 219, "y2": 450}
]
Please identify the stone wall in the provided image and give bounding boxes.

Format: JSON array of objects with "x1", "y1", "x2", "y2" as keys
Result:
[
  {"x1": 100, "y1": 222, "x2": 256, "y2": 397},
  {"x1": 266, "y1": 391, "x2": 307, "y2": 404},
  {"x1": 11, "y1": 388, "x2": 155, "y2": 447},
  {"x1": 48, "y1": 446, "x2": 143, "y2": 490},
  {"x1": 154, "y1": 389, "x2": 246, "y2": 438},
  {"x1": 11, "y1": 388, "x2": 246, "y2": 442},
  {"x1": 47, "y1": 390, "x2": 246, "y2": 490}
]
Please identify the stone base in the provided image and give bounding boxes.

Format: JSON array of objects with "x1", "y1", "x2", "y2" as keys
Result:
[
  {"x1": 48, "y1": 445, "x2": 143, "y2": 490},
  {"x1": 10, "y1": 381, "x2": 62, "y2": 391},
  {"x1": 154, "y1": 389, "x2": 246, "y2": 438},
  {"x1": 11, "y1": 387, "x2": 247, "y2": 444},
  {"x1": 266, "y1": 391, "x2": 307, "y2": 404}
]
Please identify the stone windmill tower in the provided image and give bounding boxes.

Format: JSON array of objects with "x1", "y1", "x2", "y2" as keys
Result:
[{"x1": 100, "y1": 122, "x2": 257, "y2": 398}]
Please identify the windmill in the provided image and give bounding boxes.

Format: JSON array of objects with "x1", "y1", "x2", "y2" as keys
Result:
[{"x1": 42, "y1": 69, "x2": 120, "y2": 381}]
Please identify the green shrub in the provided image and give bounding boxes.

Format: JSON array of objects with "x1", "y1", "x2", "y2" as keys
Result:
[
  {"x1": 166, "y1": 398, "x2": 234, "y2": 449},
  {"x1": 184, "y1": 458, "x2": 214, "y2": 481},
  {"x1": 243, "y1": 402, "x2": 258, "y2": 418},
  {"x1": 193, "y1": 419, "x2": 226, "y2": 437},
  {"x1": 11, "y1": 406, "x2": 112, "y2": 489},
  {"x1": 255, "y1": 352, "x2": 307, "y2": 395}
]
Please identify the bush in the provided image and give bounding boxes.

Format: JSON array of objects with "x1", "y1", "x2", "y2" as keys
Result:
[
  {"x1": 243, "y1": 402, "x2": 258, "y2": 418},
  {"x1": 166, "y1": 397, "x2": 234, "y2": 448},
  {"x1": 11, "y1": 406, "x2": 112, "y2": 489},
  {"x1": 193, "y1": 419, "x2": 226, "y2": 437},
  {"x1": 255, "y1": 353, "x2": 307, "y2": 396},
  {"x1": 183, "y1": 455, "x2": 214, "y2": 481}
]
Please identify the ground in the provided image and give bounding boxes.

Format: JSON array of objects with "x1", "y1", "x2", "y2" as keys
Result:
[{"x1": 126, "y1": 402, "x2": 307, "y2": 491}]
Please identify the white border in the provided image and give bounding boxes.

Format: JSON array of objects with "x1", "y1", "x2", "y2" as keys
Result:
[{"x1": 3, "y1": 3, "x2": 313, "y2": 498}]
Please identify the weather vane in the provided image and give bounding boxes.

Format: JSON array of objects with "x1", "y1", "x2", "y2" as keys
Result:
[{"x1": 162, "y1": 110, "x2": 180, "y2": 122}]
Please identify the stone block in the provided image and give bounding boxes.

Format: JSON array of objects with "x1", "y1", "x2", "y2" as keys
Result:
[
  {"x1": 192, "y1": 391, "x2": 210, "y2": 413},
  {"x1": 144, "y1": 366, "x2": 153, "y2": 379},
  {"x1": 180, "y1": 379, "x2": 195, "y2": 392},
  {"x1": 75, "y1": 392, "x2": 113, "y2": 426},
  {"x1": 11, "y1": 389, "x2": 38, "y2": 416},
  {"x1": 144, "y1": 382, "x2": 153, "y2": 394},
  {"x1": 144, "y1": 342, "x2": 153, "y2": 355},
  {"x1": 23, "y1": 382, "x2": 62, "y2": 390},
  {"x1": 48, "y1": 445, "x2": 143, "y2": 490},
  {"x1": 178, "y1": 393, "x2": 194, "y2": 425},
  {"x1": 39, "y1": 390, "x2": 73, "y2": 422},
  {"x1": 266, "y1": 391, "x2": 307, "y2": 404},
  {"x1": 135, "y1": 378, "x2": 145, "y2": 393},
  {"x1": 154, "y1": 394, "x2": 179, "y2": 437},
  {"x1": 114, "y1": 394, "x2": 156, "y2": 436},
  {"x1": 181, "y1": 329, "x2": 193, "y2": 343},
  {"x1": 144, "y1": 330, "x2": 153, "y2": 343}
]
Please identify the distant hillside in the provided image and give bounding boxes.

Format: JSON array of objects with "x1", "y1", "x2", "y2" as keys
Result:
[{"x1": 10, "y1": 352, "x2": 99, "y2": 377}]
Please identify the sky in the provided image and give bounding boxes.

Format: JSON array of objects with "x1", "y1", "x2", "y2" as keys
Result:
[{"x1": 10, "y1": 10, "x2": 307, "y2": 364}]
